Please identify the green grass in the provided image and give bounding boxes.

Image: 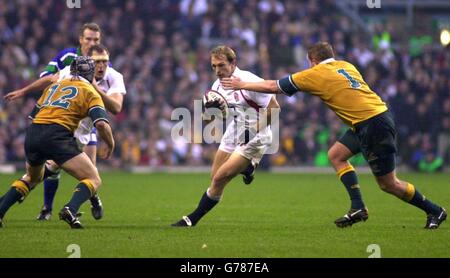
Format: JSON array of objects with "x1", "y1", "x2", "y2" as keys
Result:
[{"x1": 0, "y1": 172, "x2": 449, "y2": 258}]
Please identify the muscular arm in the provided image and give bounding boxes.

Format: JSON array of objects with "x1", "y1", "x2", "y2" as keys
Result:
[
  {"x1": 92, "y1": 80, "x2": 124, "y2": 115},
  {"x1": 4, "y1": 74, "x2": 59, "y2": 101},
  {"x1": 94, "y1": 120, "x2": 115, "y2": 159},
  {"x1": 88, "y1": 103, "x2": 114, "y2": 158},
  {"x1": 221, "y1": 77, "x2": 281, "y2": 94}
]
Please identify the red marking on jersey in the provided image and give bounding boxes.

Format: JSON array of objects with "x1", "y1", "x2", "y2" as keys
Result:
[{"x1": 239, "y1": 90, "x2": 261, "y2": 112}]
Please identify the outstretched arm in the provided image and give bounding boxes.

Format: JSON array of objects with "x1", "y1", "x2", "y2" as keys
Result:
[
  {"x1": 221, "y1": 77, "x2": 281, "y2": 94},
  {"x1": 4, "y1": 74, "x2": 58, "y2": 102}
]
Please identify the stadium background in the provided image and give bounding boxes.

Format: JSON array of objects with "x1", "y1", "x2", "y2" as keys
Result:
[
  {"x1": 0, "y1": 0, "x2": 449, "y2": 172},
  {"x1": 0, "y1": 0, "x2": 450, "y2": 260}
]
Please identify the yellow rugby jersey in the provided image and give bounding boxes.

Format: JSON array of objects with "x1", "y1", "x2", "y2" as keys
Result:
[
  {"x1": 277, "y1": 59, "x2": 387, "y2": 127},
  {"x1": 30, "y1": 78, "x2": 108, "y2": 132}
]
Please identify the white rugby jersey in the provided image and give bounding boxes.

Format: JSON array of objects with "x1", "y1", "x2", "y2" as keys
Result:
[
  {"x1": 58, "y1": 66, "x2": 126, "y2": 96},
  {"x1": 210, "y1": 67, "x2": 273, "y2": 145},
  {"x1": 59, "y1": 66, "x2": 126, "y2": 144}
]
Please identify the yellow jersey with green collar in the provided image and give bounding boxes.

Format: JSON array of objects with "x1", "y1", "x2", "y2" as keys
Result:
[
  {"x1": 30, "y1": 78, "x2": 108, "y2": 132},
  {"x1": 277, "y1": 58, "x2": 387, "y2": 127}
]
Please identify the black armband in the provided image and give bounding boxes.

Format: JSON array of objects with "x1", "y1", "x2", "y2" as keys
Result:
[
  {"x1": 88, "y1": 106, "x2": 109, "y2": 125},
  {"x1": 277, "y1": 75, "x2": 300, "y2": 96}
]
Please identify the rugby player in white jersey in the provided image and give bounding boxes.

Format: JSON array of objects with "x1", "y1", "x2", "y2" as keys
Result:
[{"x1": 172, "y1": 45, "x2": 280, "y2": 227}]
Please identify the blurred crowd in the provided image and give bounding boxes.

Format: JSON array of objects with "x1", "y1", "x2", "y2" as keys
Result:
[{"x1": 0, "y1": 0, "x2": 449, "y2": 171}]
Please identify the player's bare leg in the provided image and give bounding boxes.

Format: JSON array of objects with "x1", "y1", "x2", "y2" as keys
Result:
[
  {"x1": 208, "y1": 152, "x2": 250, "y2": 197},
  {"x1": 0, "y1": 163, "x2": 44, "y2": 227},
  {"x1": 375, "y1": 171, "x2": 446, "y2": 229},
  {"x1": 210, "y1": 149, "x2": 231, "y2": 179},
  {"x1": 239, "y1": 97, "x2": 279, "y2": 186},
  {"x1": 172, "y1": 152, "x2": 250, "y2": 227},
  {"x1": 329, "y1": 142, "x2": 368, "y2": 227},
  {"x1": 58, "y1": 152, "x2": 102, "y2": 229},
  {"x1": 84, "y1": 144, "x2": 104, "y2": 220},
  {"x1": 328, "y1": 142, "x2": 353, "y2": 172},
  {"x1": 375, "y1": 171, "x2": 408, "y2": 197},
  {"x1": 211, "y1": 149, "x2": 255, "y2": 185}
]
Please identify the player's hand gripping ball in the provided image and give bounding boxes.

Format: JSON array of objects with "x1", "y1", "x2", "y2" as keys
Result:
[{"x1": 202, "y1": 90, "x2": 229, "y2": 119}]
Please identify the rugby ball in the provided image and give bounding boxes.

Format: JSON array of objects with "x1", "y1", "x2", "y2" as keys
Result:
[{"x1": 202, "y1": 90, "x2": 229, "y2": 119}]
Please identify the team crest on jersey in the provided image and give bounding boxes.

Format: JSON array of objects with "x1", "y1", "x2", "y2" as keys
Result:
[{"x1": 233, "y1": 91, "x2": 239, "y2": 102}]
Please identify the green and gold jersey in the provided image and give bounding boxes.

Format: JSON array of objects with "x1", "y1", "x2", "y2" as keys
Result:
[
  {"x1": 277, "y1": 59, "x2": 387, "y2": 127},
  {"x1": 30, "y1": 78, "x2": 108, "y2": 132}
]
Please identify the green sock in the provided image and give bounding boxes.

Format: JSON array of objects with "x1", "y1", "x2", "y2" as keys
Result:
[
  {"x1": 65, "y1": 183, "x2": 92, "y2": 214},
  {"x1": 409, "y1": 188, "x2": 441, "y2": 215},
  {"x1": 340, "y1": 171, "x2": 365, "y2": 210},
  {"x1": 0, "y1": 188, "x2": 24, "y2": 219}
]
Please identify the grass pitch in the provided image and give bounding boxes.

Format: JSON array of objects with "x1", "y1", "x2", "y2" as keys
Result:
[{"x1": 0, "y1": 172, "x2": 449, "y2": 258}]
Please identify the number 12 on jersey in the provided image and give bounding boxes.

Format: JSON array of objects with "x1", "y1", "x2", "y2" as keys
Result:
[{"x1": 42, "y1": 84, "x2": 79, "y2": 109}]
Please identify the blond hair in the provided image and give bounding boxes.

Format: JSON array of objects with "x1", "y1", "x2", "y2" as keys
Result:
[{"x1": 210, "y1": 45, "x2": 237, "y2": 63}]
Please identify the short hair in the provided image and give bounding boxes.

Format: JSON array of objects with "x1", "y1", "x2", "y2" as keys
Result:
[
  {"x1": 210, "y1": 45, "x2": 237, "y2": 64},
  {"x1": 307, "y1": 42, "x2": 335, "y2": 62},
  {"x1": 88, "y1": 44, "x2": 109, "y2": 56},
  {"x1": 79, "y1": 22, "x2": 101, "y2": 37}
]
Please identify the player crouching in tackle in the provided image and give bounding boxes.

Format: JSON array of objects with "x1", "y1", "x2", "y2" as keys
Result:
[
  {"x1": 172, "y1": 45, "x2": 280, "y2": 227},
  {"x1": 0, "y1": 56, "x2": 114, "y2": 229}
]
